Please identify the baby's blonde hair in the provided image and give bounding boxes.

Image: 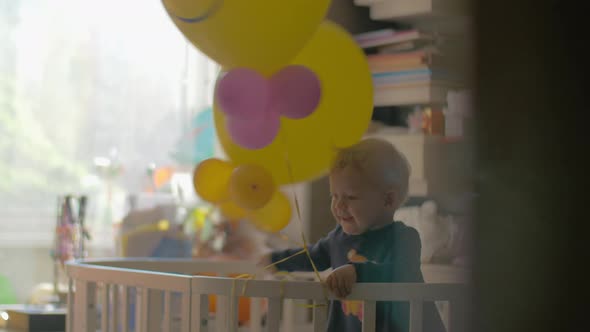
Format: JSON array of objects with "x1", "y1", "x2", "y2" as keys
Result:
[{"x1": 330, "y1": 138, "x2": 411, "y2": 208}]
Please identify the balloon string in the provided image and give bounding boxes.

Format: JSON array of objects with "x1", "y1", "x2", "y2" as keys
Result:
[
  {"x1": 228, "y1": 130, "x2": 329, "y2": 311},
  {"x1": 229, "y1": 273, "x2": 253, "y2": 329},
  {"x1": 273, "y1": 272, "x2": 328, "y2": 309},
  {"x1": 279, "y1": 130, "x2": 330, "y2": 303},
  {"x1": 264, "y1": 249, "x2": 307, "y2": 270},
  {"x1": 280, "y1": 132, "x2": 323, "y2": 278}
]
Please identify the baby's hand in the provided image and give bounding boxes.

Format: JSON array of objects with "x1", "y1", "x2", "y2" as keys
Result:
[
  {"x1": 256, "y1": 253, "x2": 276, "y2": 273},
  {"x1": 325, "y1": 264, "x2": 357, "y2": 299}
]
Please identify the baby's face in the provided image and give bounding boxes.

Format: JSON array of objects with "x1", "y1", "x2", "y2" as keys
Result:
[{"x1": 329, "y1": 167, "x2": 393, "y2": 235}]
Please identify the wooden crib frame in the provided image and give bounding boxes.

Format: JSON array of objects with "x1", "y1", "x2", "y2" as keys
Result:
[{"x1": 66, "y1": 258, "x2": 468, "y2": 332}]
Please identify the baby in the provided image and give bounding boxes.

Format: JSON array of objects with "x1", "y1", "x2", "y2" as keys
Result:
[{"x1": 260, "y1": 138, "x2": 444, "y2": 331}]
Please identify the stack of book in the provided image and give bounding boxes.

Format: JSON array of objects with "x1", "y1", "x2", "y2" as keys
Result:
[{"x1": 355, "y1": 28, "x2": 464, "y2": 106}]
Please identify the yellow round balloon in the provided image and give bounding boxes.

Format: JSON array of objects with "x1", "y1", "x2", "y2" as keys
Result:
[
  {"x1": 248, "y1": 191, "x2": 292, "y2": 233},
  {"x1": 219, "y1": 200, "x2": 247, "y2": 221},
  {"x1": 163, "y1": 0, "x2": 331, "y2": 75},
  {"x1": 192, "y1": 158, "x2": 234, "y2": 203},
  {"x1": 214, "y1": 21, "x2": 374, "y2": 184},
  {"x1": 229, "y1": 164, "x2": 275, "y2": 210}
]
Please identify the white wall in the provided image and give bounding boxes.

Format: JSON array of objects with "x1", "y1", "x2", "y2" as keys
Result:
[
  {"x1": 0, "y1": 245, "x2": 113, "y2": 303},
  {"x1": 0, "y1": 247, "x2": 53, "y2": 303}
]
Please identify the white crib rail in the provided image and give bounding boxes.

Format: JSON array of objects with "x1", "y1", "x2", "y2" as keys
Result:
[
  {"x1": 67, "y1": 262, "x2": 192, "y2": 332},
  {"x1": 66, "y1": 258, "x2": 467, "y2": 332}
]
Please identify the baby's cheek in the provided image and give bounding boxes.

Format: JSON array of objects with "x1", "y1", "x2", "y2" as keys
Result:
[{"x1": 330, "y1": 205, "x2": 337, "y2": 216}]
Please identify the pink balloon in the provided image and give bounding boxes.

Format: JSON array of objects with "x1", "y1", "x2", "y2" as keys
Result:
[
  {"x1": 270, "y1": 65, "x2": 322, "y2": 119},
  {"x1": 216, "y1": 68, "x2": 270, "y2": 119},
  {"x1": 226, "y1": 113, "x2": 281, "y2": 150}
]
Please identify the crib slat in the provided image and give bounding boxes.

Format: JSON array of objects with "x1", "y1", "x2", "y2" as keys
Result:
[
  {"x1": 192, "y1": 294, "x2": 209, "y2": 332},
  {"x1": 362, "y1": 300, "x2": 376, "y2": 332},
  {"x1": 100, "y1": 284, "x2": 109, "y2": 332},
  {"x1": 148, "y1": 289, "x2": 163, "y2": 332},
  {"x1": 228, "y1": 295, "x2": 239, "y2": 332},
  {"x1": 215, "y1": 273, "x2": 230, "y2": 332},
  {"x1": 312, "y1": 301, "x2": 327, "y2": 331},
  {"x1": 73, "y1": 280, "x2": 97, "y2": 332},
  {"x1": 410, "y1": 300, "x2": 423, "y2": 332},
  {"x1": 136, "y1": 288, "x2": 148, "y2": 332},
  {"x1": 214, "y1": 295, "x2": 230, "y2": 332},
  {"x1": 215, "y1": 295, "x2": 227, "y2": 332},
  {"x1": 266, "y1": 298, "x2": 282, "y2": 332},
  {"x1": 282, "y1": 299, "x2": 295, "y2": 332},
  {"x1": 215, "y1": 295, "x2": 238, "y2": 332},
  {"x1": 66, "y1": 278, "x2": 74, "y2": 332},
  {"x1": 110, "y1": 285, "x2": 119, "y2": 332},
  {"x1": 249, "y1": 298, "x2": 262, "y2": 332},
  {"x1": 181, "y1": 291, "x2": 191, "y2": 332},
  {"x1": 121, "y1": 286, "x2": 129, "y2": 332},
  {"x1": 163, "y1": 291, "x2": 172, "y2": 332}
]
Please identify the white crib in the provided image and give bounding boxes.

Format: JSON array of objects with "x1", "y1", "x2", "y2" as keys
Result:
[{"x1": 66, "y1": 258, "x2": 468, "y2": 332}]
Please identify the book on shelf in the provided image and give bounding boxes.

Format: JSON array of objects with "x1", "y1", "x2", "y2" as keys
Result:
[
  {"x1": 373, "y1": 68, "x2": 457, "y2": 86},
  {"x1": 373, "y1": 72, "x2": 431, "y2": 85},
  {"x1": 374, "y1": 80, "x2": 455, "y2": 89},
  {"x1": 370, "y1": 60, "x2": 428, "y2": 72},
  {"x1": 356, "y1": 29, "x2": 434, "y2": 49},
  {"x1": 354, "y1": 28, "x2": 396, "y2": 43},
  {"x1": 365, "y1": 32, "x2": 464, "y2": 57},
  {"x1": 368, "y1": 51, "x2": 452, "y2": 73},
  {"x1": 374, "y1": 81, "x2": 461, "y2": 107},
  {"x1": 377, "y1": 40, "x2": 439, "y2": 53},
  {"x1": 367, "y1": 49, "x2": 435, "y2": 61}
]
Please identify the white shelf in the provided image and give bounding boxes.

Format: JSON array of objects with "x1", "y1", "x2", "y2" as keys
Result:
[
  {"x1": 363, "y1": 130, "x2": 466, "y2": 196},
  {"x1": 374, "y1": 83, "x2": 455, "y2": 107},
  {"x1": 369, "y1": 0, "x2": 468, "y2": 22},
  {"x1": 421, "y1": 263, "x2": 469, "y2": 283},
  {"x1": 354, "y1": 0, "x2": 385, "y2": 6},
  {"x1": 408, "y1": 178, "x2": 430, "y2": 196}
]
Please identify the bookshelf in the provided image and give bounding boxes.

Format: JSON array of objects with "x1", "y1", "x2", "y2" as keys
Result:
[
  {"x1": 352, "y1": 0, "x2": 472, "y2": 196},
  {"x1": 354, "y1": 0, "x2": 471, "y2": 107},
  {"x1": 304, "y1": 0, "x2": 473, "y2": 251}
]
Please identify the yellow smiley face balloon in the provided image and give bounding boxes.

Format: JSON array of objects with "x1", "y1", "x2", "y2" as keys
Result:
[
  {"x1": 163, "y1": 0, "x2": 331, "y2": 75},
  {"x1": 214, "y1": 21, "x2": 374, "y2": 184}
]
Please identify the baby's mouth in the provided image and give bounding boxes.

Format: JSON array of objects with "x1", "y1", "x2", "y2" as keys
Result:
[{"x1": 339, "y1": 216, "x2": 354, "y2": 222}]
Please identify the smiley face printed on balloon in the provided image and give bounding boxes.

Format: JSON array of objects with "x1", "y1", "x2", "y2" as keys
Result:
[
  {"x1": 162, "y1": 0, "x2": 222, "y2": 24},
  {"x1": 162, "y1": 0, "x2": 332, "y2": 74}
]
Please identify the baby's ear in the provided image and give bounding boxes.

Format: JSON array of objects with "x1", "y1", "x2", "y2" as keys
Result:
[{"x1": 384, "y1": 191, "x2": 397, "y2": 208}]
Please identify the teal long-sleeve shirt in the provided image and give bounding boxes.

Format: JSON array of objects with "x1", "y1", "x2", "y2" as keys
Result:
[{"x1": 271, "y1": 221, "x2": 446, "y2": 332}]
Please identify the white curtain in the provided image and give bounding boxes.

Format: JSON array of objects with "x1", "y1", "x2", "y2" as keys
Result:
[{"x1": 0, "y1": 0, "x2": 219, "y2": 248}]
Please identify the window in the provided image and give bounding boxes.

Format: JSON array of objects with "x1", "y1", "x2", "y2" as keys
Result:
[{"x1": 0, "y1": 0, "x2": 218, "y2": 247}]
